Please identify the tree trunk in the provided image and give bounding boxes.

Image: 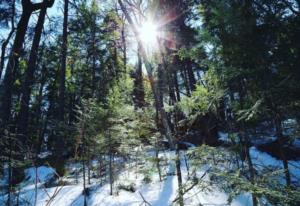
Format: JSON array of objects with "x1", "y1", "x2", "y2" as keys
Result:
[
  {"x1": 17, "y1": 0, "x2": 54, "y2": 144},
  {"x1": 238, "y1": 78, "x2": 257, "y2": 206},
  {"x1": 121, "y1": 18, "x2": 127, "y2": 72},
  {"x1": 185, "y1": 60, "x2": 196, "y2": 91},
  {"x1": 108, "y1": 130, "x2": 114, "y2": 195},
  {"x1": 175, "y1": 146, "x2": 184, "y2": 206},
  {"x1": 180, "y1": 68, "x2": 191, "y2": 97},
  {"x1": 109, "y1": 150, "x2": 113, "y2": 195},
  {"x1": 275, "y1": 117, "x2": 291, "y2": 187},
  {"x1": 58, "y1": 0, "x2": 69, "y2": 121},
  {"x1": 243, "y1": 133, "x2": 258, "y2": 206},
  {"x1": 34, "y1": 165, "x2": 38, "y2": 206},
  {"x1": 0, "y1": 0, "x2": 15, "y2": 80},
  {"x1": 7, "y1": 142, "x2": 12, "y2": 206},
  {"x1": 80, "y1": 114, "x2": 87, "y2": 206},
  {"x1": 83, "y1": 157, "x2": 87, "y2": 206},
  {"x1": 53, "y1": 0, "x2": 68, "y2": 170},
  {"x1": 133, "y1": 44, "x2": 145, "y2": 109},
  {"x1": 173, "y1": 71, "x2": 181, "y2": 102},
  {"x1": 0, "y1": 0, "x2": 46, "y2": 128},
  {"x1": 155, "y1": 141, "x2": 162, "y2": 182},
  {"x1": 1, "y1": 1, "x2": 32, "y2": 128},
  {"x1": 91, "y1": 9, "x2": 96, "y2": 97},
  {"x1": 88, "y1": 154, "x2": 91, "y2": 185}
]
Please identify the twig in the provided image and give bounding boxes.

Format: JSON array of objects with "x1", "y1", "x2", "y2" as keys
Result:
[
  {"x1": 138, "y1": 191, "x2": 152, "y2": 206},
  {"x1": 172, "y1": 167, "x2": 211, "y2": 204}
]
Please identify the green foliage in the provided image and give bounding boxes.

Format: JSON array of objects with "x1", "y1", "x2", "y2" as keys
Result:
[
  {"x1": 188, "y1": 145, "x2": 300, "y2": 205},
  {"x1": 178, "y1": 67, "x2": 224, "y2": 117}
]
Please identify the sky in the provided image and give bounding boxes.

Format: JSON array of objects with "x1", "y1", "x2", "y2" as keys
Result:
[{"x1": 0, "y1": 0, "x2": 140, "y2": 67}]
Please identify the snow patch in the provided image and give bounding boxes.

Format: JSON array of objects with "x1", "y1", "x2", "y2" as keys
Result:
[{"x1": 24, "y1": 166, "x2": 55, "y2": 183}]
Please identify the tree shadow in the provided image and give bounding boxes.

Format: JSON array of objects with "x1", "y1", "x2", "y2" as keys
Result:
[{"x1": 152, "y1": 163, "x2": 175, "y2": 206}]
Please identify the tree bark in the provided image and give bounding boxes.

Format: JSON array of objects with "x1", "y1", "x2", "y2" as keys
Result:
[
  {"x1": 242, "y1": 132, "x2": 258, "y2": 206},
  {"x1": 0, "y1": 0, "x2": 15, "y2": 80},
  {"x1": 83, "y1": 157, "x2": 87, "y2": 206},
  {"x1": 109, "y1": 134, "x2": 113, "y2": 195},
  {"x1": 180, "y1": 68, "x2": 191, "y2": 97},
  {"x1": 175, "y1": 146, "x2": 184, "y2": 206},
  {"x1": 173, "y1": 71, "x2": 181, "y2": 102},
  {"x1": 17, "y1": 0, "x2": 54, "y2": 144},
  {"x1": 91, "y1": 7, "x2": 97, "y2": 97},
  {"x1": 121, "y1": 18, "x2": 127, "y2": 72},
  {"x1": 58, "y1": 0, "x2": 69, "y2": 121},
  {"x1": 186, "y1": 60, "x2": 196, "y2": 91},
  {"x1": 1, "y1": 0, "x2": 34, "y2": 128},
  {"x1": 275, "y1": 117, "x2": 291, "y2": 187},
  {"x1": 133, "y1": 43, "x2": 145, "y2": 109}
]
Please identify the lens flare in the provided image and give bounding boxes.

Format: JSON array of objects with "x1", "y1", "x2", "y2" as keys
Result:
[{"x1": 138, "y1": 21, "x2": 159, "y2": 48}]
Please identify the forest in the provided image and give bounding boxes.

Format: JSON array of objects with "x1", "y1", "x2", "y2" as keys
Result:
[{"x1": 0, "y1": 0, "x2": 300, "y2": 205}]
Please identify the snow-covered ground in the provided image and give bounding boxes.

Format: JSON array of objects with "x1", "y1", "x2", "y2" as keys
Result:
[{"x1": 1, "y1": 146, "x2": 299, "y2": 206}]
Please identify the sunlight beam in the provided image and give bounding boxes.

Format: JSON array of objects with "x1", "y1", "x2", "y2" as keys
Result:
[{"x1": 138, "y1": 20, "x2": 159, "y2": 50}]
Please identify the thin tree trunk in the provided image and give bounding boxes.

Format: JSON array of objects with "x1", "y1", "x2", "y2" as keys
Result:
[
  {"x1": 34, "y1": 165, "x2": 38, "y2": 206},
  {"x1": 58, "y1": 0, "x2": 69, "y2": 121},
  {"x1": 7, "y1": 141, "x2": 12, "y2": 206},
  {"x1": 109, "y1": 151, "x2": 113, "y2": 195},
  {"x1": 238, "y1": 77, "x2": 257, "y2": 206},
  {"x1": 173, "y1": 71, "x2": 181, "y2": 102},
  {"x1": 180, "y1": 69, "x2": 190, "y2": 97},
  {"x1": 175, "y1": 146, "x2": 184, "y2": 206},
  {"x1": 243, "y1": 134, "x2": 258, "y2": 206},
  {"x1": 53, "y1": 0, "x2": 68, "y2": 172},
  {"x1": 108, "y1": 129, "x2": 114, "y2": 196},
  {"x1": 121, "y1": 18, "x2": 127, "y2": 72},
  {"x1": 275, "y1": 118, "x2": 291, "y2": 187},
  {"x1": 185, "y1": 60, "x2": 196, "y2": 91},
  {"x1": 155, "y1": 142, "x2": 162, "y2": 182},
  {"x1": 88, "y1": 154, "x2": 91, "y2": 185},
  {"x1": 83, "y1": 157, "x2": 87, "y2": 206},
  {"x1": 80, "y1": 113, "x2": 87, "y2": 206},
  {"x1": 184, "y1": 152, "x2": 190, "y2": 179},
  {"x1": 91, "y1": 9, "x2": 96, "y2": 97},
  {"x1": 35, "y1": 64, "x2": 47, "y2": 154},
  {"x1": 156, "y1": 152, "x2": 162, "y2": 182},
  {"x1": 0, "y1": 0, "x2": 15, "y2": 80},
  {"x1": 133, "y1": 43, "x2": 145, "y2": 109}
]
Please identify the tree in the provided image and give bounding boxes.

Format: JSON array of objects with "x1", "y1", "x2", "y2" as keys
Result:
[
  {"x1": 0, "y1": 0, "x2": 47, "y2": 130},
  {"x1": 0, "y1": 0, "x2": 15, "y2": 79},
  {"x1": 17, "y1": 0, "x2": 55, "y2": 145},
  {"x1": 58, "y1": 0, "x2": 69, "y2": 121}
]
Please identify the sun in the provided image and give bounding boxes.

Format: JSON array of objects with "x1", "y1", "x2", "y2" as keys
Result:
[{"x1": 138, "y1": 20, "x2": 159, "y2": 48}]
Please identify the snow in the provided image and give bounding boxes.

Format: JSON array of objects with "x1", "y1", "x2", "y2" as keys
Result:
[
  {"x1": 178, "y1": 141, "x2": 196, "y2": 149},
  {"x1": 251, "y1": 136, "x2": 277, "y2": 146},
  {"x1": 218, "y1": 132, "x2": 229, "y2": 142},
  {"x1": 24, "y1": 166, "x2": 55, "y2": 183},
  {"x1": 0, "y1": 152, "x2": 253, "y2": 206},
  {"x1": 293, "y1": 139, "x2": 300, "y2": 149},
  {"x1": 0, "y1": 164, "x2": 9, "y2": 186},
  {"x1": 250, "y1": 147, "x2": 300, "y2": 185},
  {"x1": 38, "y1": 151, "x2": 52, "y2": 159},
  {"x1": 250, "y1": 147, "x2": 280, "y2": 168},
  {"x1": 1, "y1": 144, "x2": 300, "y2": 206}
]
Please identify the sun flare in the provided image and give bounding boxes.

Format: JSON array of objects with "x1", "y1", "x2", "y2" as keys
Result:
[{"x1": 138, "y1": 21, "x2": 159, "y2": 48}]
